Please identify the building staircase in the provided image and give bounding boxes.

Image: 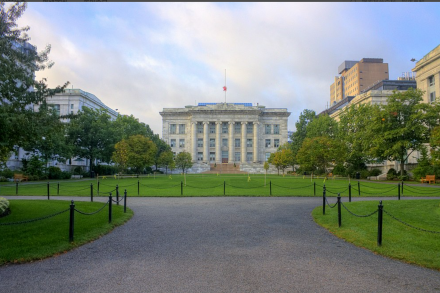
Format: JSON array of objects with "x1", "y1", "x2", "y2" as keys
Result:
[{"x1": 202, "y1": 163, "x2": 247, "y2": 174}]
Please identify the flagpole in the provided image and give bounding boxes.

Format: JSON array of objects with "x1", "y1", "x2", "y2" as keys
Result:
[{"x1": 224, "y1": 69, "x2": 226, "y2": 104}]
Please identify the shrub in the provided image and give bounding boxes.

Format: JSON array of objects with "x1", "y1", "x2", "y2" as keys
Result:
[
  {"x1": 360, "y1": 170, "x2": 370, "y2": 179},
  {"x1": 93, "y1": 165, "x2": 118, "y2": 176},
  {"x1": 48, "y1": 166, "x2": 63, "y2": 180},
  {"x1": 0, "y1": 168, "x2": 14, "y2": 179},
  {"x1": 0, "y1": 197, "x2": 10, "y2": 216},
  {"x1": 369, "y1": 169, "x2": 382, "y2": 177},
  {"x1": 387, "y1": 168, "x2": 397, "y2": 180},
  {"x1": 61, "y1": 171, "x2": 72, "y2": 180},
  {"x1": 332, "y1": 164, "x2": 346, "y2": 176}
]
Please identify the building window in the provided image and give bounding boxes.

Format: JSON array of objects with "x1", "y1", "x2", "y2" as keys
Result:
[
  {"x1": 265, "y1": 139, "x2": 271, "y2": 148},
  {"x1": 197, "y1": 138, "x2": 203, "y2": 148},
  {"x1": 70, "y1": 104, "x2": 74, "y2": 109},
  {"x1": 179, "y1": 124, "x2": 185, "y2": 134},
  {"x1": 235, "y1": 139, "x2": 240, "y2": 148},
  {"x1": 274, "y1": 139, "x2": 280, "y2": 148},
  {"x1": 265, "y1": 152, "x2": 271, "y2": 161},
  {"x1": 170, "y1": 139, "x2": 176, "y2": 147},
  {"x1": 210, "y1": 138, "x2": 215, "y2": 147},
  {"x1": 235, "y1": 152, "x2": 241, "y2": 162},
  {"x1": 52, "y1": 104, "x2": 60, "y2": 116},
  {"x1": 173, "y1": 152, "x2": 176, "y2": 158},
  {"x1": 209, "y1": 123, "x2": 216, "y2": 133},
  {"x1": 247, "y1": 139, "x2": 253, "y2": 147},
  {"x1": 197, "y1": 123, "x2": 203, "y2": 133},
  {"x1": 170, "y1": 124, "x2": 176, "y2": 134},
  {"x1": 430, "y1": 92, "x2": 436, "y2": 103},
  {"x1": 429, "y1": 75, "x2": 435, "y2": 86},
  {"x1": 197, "y1": 152, "x2": 203, "y2": 161},
  {"x1": 246, "y1": 152, "x2": 253, "y2": 162},
  {"x1": 222, "y1": 123, "x2": 228, "y2": 134},
  {"x1": 222, "y1": 138, "x2": 228, "y2": 147},
  {"x1": 235, "y1": 123, "x2": 241, "y2": 134},
  {"x1": 265, "y1": 124, "x2": 271, "y2": 134},
  {"x1": 209, "y1": 152, "x2": 216, "y2": 161},
  {"x1": 247, "y1": 123, "x2": 253, "y2": 134},
  {"x1": 273, "y1": 124, "x2": 280, "y2": 134},
  {"x1": 179, "y1": 139, "x2": 185, "y2": 148}
]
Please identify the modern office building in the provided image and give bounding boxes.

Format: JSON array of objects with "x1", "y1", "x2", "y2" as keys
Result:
[
  {"x1": 412, "y1": 44, "x2": 440, "y2": 104},
  {"x1": 330, "y1": 58, "x2": 389, "y2": 106},
  {"x1": 160, "y1": 103, "x2": 290, "y2": 173}
]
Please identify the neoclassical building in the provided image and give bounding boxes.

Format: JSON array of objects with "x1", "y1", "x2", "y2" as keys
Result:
[{"x1": 160, "y1": 103, "x2": 290, "y2": 172}]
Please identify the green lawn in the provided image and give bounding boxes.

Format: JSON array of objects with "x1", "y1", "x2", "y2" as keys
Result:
[
  {"x1": 0, "y1": 200, "x2": 133, "y2": 265},
  {"x1": 312, "y1": 199, "x2": 440, "y2": 270},
  {"x1": 1, "y1": 174, "x2": 439, "y2": 197}
]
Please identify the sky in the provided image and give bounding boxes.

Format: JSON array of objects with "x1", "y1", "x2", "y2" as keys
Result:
[{"x1": 17, "y1": 2, "x2": 440, "y2": 137}]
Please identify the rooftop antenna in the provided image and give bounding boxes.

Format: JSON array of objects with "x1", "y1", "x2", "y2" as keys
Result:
[{"x1": 223, "y1": 69, "x2": 227, "y2": 104}]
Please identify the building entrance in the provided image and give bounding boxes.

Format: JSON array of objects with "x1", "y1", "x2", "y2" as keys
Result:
[{"x1": 222, "y1": 151, "x2": 228, "y2": 163}]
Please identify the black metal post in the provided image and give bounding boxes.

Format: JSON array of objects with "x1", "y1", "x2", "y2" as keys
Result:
[
  {"x1": 124, "y1": 189, "x2": 127, "y2": 213},
  {"x1": 98, "y1": 181, "x2": 100, "y2": 196},
  {"x1": 69, "y1": 200, "x2": 75, "y2": 242},
  {"x1": 47, "y1": 182, "x2": 50, "y2": 200},
  {"x1": 181, "y1": 181, "x2": 183, "y2": 196},
  {"x1": 401, "y1": 180, "x2": 404, "y2": 195},
  {"x1": 358, "y1": 181, "x2": 360, "y2": 196},
  {"x1": 314, "y1": 182, "x2": 316, "y2": 196},
  {"x1": 270, "y1": 181, "x2": 272, "y2": 196},
  {"x1": 337, "y1": 193, "x2": 341, "y2": 227},
  {"x1": 138, "y1": 180, "x2": 140, "y2": 196},
  {"x1": 323, "y1": 185, "x2": 326, "y2": 215},
  {"x1": 224, "y1": 181, "x2": 225, "y2": 196},
  {"x1": 348, "y1": 183, "x2": 352, "y2": 202},
  {"x1": 377, "y1": 200, "x2": 383, "y2": 246},
  {"x1": 90, "y1": 183, "x2": 93, "y2": 202},
  {"x1": 16, "y1": 182, "x2": 18, "y2": 195},
  {"x1": 116, "y1": 185, "x2": 119, "y2": 205},
  {"x1": 109, "y1": 193, "x2": 112, "y2": 223},
  {"x1": 397, "y1": 183, "x2": 400, "y2": 200},
  {"x1": 57, "y1": 182, "x2": 60, "y2": 195}
]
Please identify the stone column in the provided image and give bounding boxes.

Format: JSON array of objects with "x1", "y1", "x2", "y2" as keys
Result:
[
  {"x1": 203, "y1": 121, "x2": 209, "y2": 162},
  {"x1": 216, "y1": 122, "x2": 222, "y2": 163},
  {"x1": 192, "y1": 122, "x2": 197, "y2": 162},
  {"x1": 241, "y1": 122, "x2": 247, "y2": 163},
  {"x1": 253, "y1": 122, "x2": 259, "y2": 162},
  {"x1": 229, "y1": 121, "x2": 234, "y2": 163}
]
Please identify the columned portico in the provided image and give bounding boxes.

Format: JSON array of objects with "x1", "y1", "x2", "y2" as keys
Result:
[
  {"x1": 241, "y1": 122, "x2": 247, "y2": 163},
  {"x1": 203, "y1": 121, "x2": 209, "y2": 162},
  {"x1": 253, "y1": 122, "x2": 259, "y2": 162},
  {"x1": 192, "y1": 122, "x2": 197, "y2": 161},
  {"x1": 228, "y1": 121, "x2": 234, "y2": 163},
  {"x1": 216, "y1": 122, "x2": 222, "y2": 163}
]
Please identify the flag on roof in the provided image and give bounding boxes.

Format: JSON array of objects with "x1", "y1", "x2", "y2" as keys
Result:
[{"x1": 223, "y1": 86, "x2": 227, "y2": 91}]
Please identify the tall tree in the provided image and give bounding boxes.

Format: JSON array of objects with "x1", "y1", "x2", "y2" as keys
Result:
[
  {"x1": 122, "y1": 135, "x2": 157, "y2": 174},
  {"x1": 152, "y1": 135, "x2": 171, "y2": 171},
  {"x1": 367, "y1": 88, "x2": 438, "y2": 176},
  {"x1": 306, "y1": 114, "x2": 338, "y2": 139},
  {"x1": 290, "y1": 109, "x2": 316, "y2": 154},
  {"x1": 113, "y1": 114, "x2": 154, "y2": 141},
  {"x1": 66, "y1": 107, "x2": 115, "y2": 172},
  {"x1": 158, "y1": 150, "x2": 174, "y2": 175},
  {"x1": 175, "y1": 151, "x2": 192, "y2": 185},
  {"x1": 0, "y1": 2, "x2": 68, "y2": 164}
]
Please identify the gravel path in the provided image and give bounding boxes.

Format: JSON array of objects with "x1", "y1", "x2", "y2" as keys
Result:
[{"x1": 1, "y1": 196, "x2": 440, "y2": 293}]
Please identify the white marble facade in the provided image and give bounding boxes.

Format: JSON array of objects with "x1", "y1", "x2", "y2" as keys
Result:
[{"x1": 160, "y1": 103, "x2": 290, "y2": 164}]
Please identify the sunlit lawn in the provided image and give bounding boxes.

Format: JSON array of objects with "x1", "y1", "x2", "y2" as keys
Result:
[{"x1": 1, "y1": 174, "x2": 439, "y2": 197}]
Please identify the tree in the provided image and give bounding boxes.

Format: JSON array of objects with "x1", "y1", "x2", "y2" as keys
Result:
[
  {"x1": 152, "y1": 135, "x2": 171, "y2": 171},
  {"x1": 112, "y1": 139, "x2": 129, "y2": 173},
  {"x1": 430, "y1": 126, "x2": 440, "y2": 166},
  {"x1": 290, "y1": 109, "x2": 316, "y2": 155},
  {"x1": 296, "y1": 136, "x2": 346, "y2": 174},
  {"x1": 113, "y1": 114, "x2": 154, "y2": 141},
  {"x1": 175, "y1": 151, "x2": 192, "y2": 185},
  {"x1": 66, "y1": 107, "x2": 115, "y2": 172},
  {"x1": 158, "y1": 150, "x2": 174, "y2": 175},
  {"x1": 0, "y1": 2, "x2": 69, "y2": 165},
  {"x1": 263, "y1": 161, "x2": 269, "y2": 186},
  {"x1": 124, "y1": 135, "x2": 157, "y2": 174},
  {"x1": 306, "y1": 114, "x2": 338, "y2": 139},
  {"x1": 367, "y1": 88, "x2": 437, "y2": 176}
]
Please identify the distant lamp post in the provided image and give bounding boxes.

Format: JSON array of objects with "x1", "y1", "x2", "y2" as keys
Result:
[{"x1": 410, "y1": 58, "x2": 418, "y2": 62}]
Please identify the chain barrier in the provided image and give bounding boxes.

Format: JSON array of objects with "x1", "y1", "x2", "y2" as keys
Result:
[
  {"x1": 185, "y1": 183, "x2": 223, "y2": 189},
  {"x1": 402, "y1": 185, "x2": 440, "y2": 195},
  {"x1": 111, "y1": 197, "x2": 124, "y2": 204},
  {"x1": 75, "y1": 201, "x2": 109, "y2": 215},
  {"x1": 325, "y1": 197, "x2": 338, "y2": 208},
  {"x1": 326, "y1": 187, "x2": 348, "y2": 195},
  {"x1": 357, "y1": 186, "x2": 396, "y2": 195},
  {"x1": 63, "y1": 186, "x2": 91, "y2": 193},
  {"x1": 383, "y1": 210, "x2": 440, "y2": 234},
  {"x1": 341, "y1": 202, "x2": 378, "y2": 218},
  {"x1": 271, "y1": 183, "x2": 313, "y2": 190},
  {"x1": 139, "y1": 183, "x2": 181, "y2": 189},
  {"x1": 0, "y1": 208, "x2": 70, "y2": 226},
  {"x1": 359, "y1": 183, "x2": 394, "y2": 190},
  {"x1": 226, "y1": 184, "x2": 266, "y2": 189}
]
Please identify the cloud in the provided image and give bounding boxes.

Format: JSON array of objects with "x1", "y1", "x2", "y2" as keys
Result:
[{"x1": 18, "y1": 2, "x2": 440, "y2": 136}]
